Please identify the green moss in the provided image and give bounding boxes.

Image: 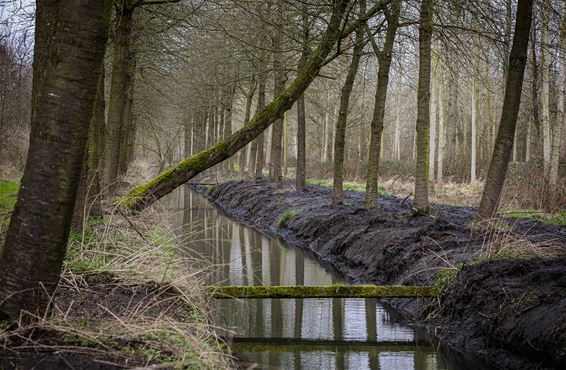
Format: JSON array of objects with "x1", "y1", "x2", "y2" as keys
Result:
[
  {"x1": 276, "y1": 209, "x2": 301, "y2": 229},
  {"x1": 306, "y1": 178, "x2": 389, "y2": 196},
  {"x1": 207, "y1": 284, "x2": 436, "y2": 298},
  {"x1": 434, "y1": 268, "x2": 458, "y2": 293},
  {"x1": 204, "y1": 184, "x2": 215, "y2": 193}
]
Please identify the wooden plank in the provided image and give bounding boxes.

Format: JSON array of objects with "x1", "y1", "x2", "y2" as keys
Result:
[{"x1": 206, "y1": 285, "x2": 436, "y2": 299}]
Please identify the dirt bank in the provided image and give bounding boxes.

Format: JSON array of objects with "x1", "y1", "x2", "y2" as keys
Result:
[{"x1": 196, "y1": 179, "x2": 566, "y2": 370}]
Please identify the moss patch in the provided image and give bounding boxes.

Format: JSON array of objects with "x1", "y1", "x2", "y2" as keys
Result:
[{"x1": 276, "y1": 209, "x2": 301, "y2": 229}]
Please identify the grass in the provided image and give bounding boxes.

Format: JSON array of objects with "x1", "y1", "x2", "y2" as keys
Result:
[
  {"x1": 306, "y1": 178, "x2": 389, "y2": 196},
  {"x1": 503, "y1": 209, "x2": 566, "y2": 226},
  {"x1": 0, "y1": 186, "x2": 231, "y2": 368},
  {"x1": 0, "y1": 181, "x2": 19, "y2": 226},
  {"x1": 276, "y1": 209, "x2": 301, "y2": 229}
]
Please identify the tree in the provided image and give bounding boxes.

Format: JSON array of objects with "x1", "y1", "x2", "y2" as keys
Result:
[
  {"x1": 120, "y1": 0, "x2": 393, "y2": 212},
  {"x1": 295, "y1": 6, "x2": 309, "y2": 190},
  {"x1": 547, "y1": 2, "x2": 566, "y2": 211},
  {"x1": 332, "y1": 6, "x2": 366, "y2": 204},
  {"x1": 413, "y1": 0, "x2": 433, "y2": 213},
  {"x1": 105, "y1": 2, "x2": 135, "y2": 192},
  {"x1": 477, "y1": 0, "x2": 533, "y2": 220},
  {"x1": 0, "y1": 0, "x2": 112, "y2": 322},
  {"x1": 269, "y1": 13, "x2": 286, "y2": 186},
  {"x1": 104, "y1": 0, "x2": 180, "y2": 192},
  {"x1": 364, "y1": 0, "x2": 401, "y2": 208}
]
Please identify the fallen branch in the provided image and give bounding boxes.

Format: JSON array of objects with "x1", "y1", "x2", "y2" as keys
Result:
[{"x1": 206, "y1": 284, "x2": 436, "y2": 299}]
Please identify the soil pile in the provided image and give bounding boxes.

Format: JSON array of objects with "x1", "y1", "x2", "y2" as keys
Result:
[{"x1": 200, "y1": 179, "x2": 566, "y2": 370}]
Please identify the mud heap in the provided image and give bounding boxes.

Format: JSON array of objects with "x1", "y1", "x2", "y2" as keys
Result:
[{"x1": 198, "y1": 179, "x2": 565, "y2": 370}]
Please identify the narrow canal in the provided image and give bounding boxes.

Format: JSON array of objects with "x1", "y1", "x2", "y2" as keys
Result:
[{"x1": 166, "y1": 186, "x2": 491, "y2": 370}]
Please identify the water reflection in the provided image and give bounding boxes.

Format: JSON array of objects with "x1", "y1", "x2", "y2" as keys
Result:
[{"x1": 166, "y1": 187, "x2": 490, "y2": 370}]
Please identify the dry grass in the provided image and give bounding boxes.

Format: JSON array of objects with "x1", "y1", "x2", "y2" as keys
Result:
[
  {"x1": 1, "y1": 187, "x2": 233, "y2": 369},
  {"x1": 473, "y1": 218, "x2": 565, "y2": 262}
]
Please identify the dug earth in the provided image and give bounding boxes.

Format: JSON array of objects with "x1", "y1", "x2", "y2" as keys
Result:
[{"x1": 195, "y1": 179, "x2": 566, "y2": 370}]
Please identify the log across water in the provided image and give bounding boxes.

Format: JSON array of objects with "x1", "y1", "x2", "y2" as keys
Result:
[{"x1": 207, "y1": 285, "x2": 436, "y2": 299}]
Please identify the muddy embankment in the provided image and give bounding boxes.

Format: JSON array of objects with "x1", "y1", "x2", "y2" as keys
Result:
[{"x1": 193, "y1": 179, "x2": 566, "y2": 370}]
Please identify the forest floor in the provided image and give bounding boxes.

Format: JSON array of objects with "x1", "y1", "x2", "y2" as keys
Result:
[
  {"x1": 0, "y1": 180, "x2": 232, "y2": 369},
  {"x1": 197, "y1": 178, "x2": 566, "y2": 370}
]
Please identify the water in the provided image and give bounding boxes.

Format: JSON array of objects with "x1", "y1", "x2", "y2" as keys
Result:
[{"x1": 167, "y1": 187, "x2": 491, "y2": 370}]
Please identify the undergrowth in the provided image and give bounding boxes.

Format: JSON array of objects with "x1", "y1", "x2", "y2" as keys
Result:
[{"x1": 0, "y1": 197, "x2": 231, "y2": 369}]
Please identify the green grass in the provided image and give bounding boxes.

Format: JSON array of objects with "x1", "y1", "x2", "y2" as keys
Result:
[
  {"x1": 434, "y1": 268, "x2": 458, "y2": 293},
  {"x1": 503, "y1": 210, "x2": 566, "y2": 226},
  {"x1": 306, "y1": 178, "x2": 388, "y2": 196},
  {"x1": 0, "y1": 181, "x2": 19, "y2": 211},
  {"x1": 277, "y1": 209, "x2": 301, "y2": 229}
]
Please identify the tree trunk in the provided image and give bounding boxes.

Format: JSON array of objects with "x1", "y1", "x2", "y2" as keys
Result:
[
  {"x1": 414, "y1": 0, "x2": 433, "y2": 213},
  {"x1": 547, "y1": 7, "x2": 566, "y2": 211},
  {"x1": 269, "y1": 40, "x2": 286, "y2": 186},
  {"x1": 253, "y1": 62, "x2": 267, "y2": 179},
  {"x1": 104, "y1": 7, "x2": 133, "y2": 192},
  {"x1": 224, "y1": 86, "x2": 235, "y2": 172},
  {"x1": 394, "y1": 91, "x2": 401, "y2": 161},
  {"x1": 0, "y1": 0, "x2": 112, "y2": 322},
  {"x1": 239, "y1": 85, "x2": 255, "y2": 173},
  {"x1": 295, "y1": 8, "x2": 309, "y2": 190},
  {"x1": 71, "y1": 67, "x2": 106, "y2": 230},
  {"x1": 364, "y1": 0, "x2": 400, "y2": 208},
  {"x1": 437, "y1": 73, "x2": 445, "y2": 183},
  {"x1": 332, "y1": 26, "x2": 365, "y2": 204},
  {"x1": 477, "y1": 0, "x2": 533, "y2": 220},
  {"x1": 118, "y1": 59, "x2": 136, "y2": 176},
  {"x1": 471, "y1": 78, "x2": 478, "y2": 181},
  {"x1": 120, "y1": 0, "x2": 392, "y2": 212},
  {"x1": 530, "y1": 28, "x2": 542, "y2": 162},
  {"x1": 429, "y1": 52, "x2": 438, "y2": 183},
  {"x1": 541, "y1": 1, "x2": 551, "y2": 173}
]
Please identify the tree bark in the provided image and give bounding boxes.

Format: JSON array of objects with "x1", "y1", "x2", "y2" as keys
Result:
[
  {"x1": 437, "y1": 71, "x2": 445, "y2": 183},
  {"x1": 239, "y1": 81, "x2": 255, "y2": 173},
  {"x1": 429, "y1": 52, "x2": 437, "y2": 182},
  {"x1": 541, "y1": 0, "x2": 551, "y2": 173},
  {"x1": 71, "y1": 67, "x2": 106, "y2": 230},
  {"x1": 332, "y1": 25, "x2": 365, "y2": 204},
  {"x1": 364, "y1": 0, "x2": 400, "y2": 208},
  {"x1": 252, "y1": 59, "x2": 267, "y2": 179},
  {"x1": 547, "y1": 6, "x2": 566, "y2": 211},
  {"x1": 269, "y1": 36, "x2": 286, "y2": 186},
  {"x1": 414, "y1": 0, "x2": 433, "y2": 213},
  {"x1": 104, "y1": 7, "x2": 133, "y2": 192},
  {"x1": 121, "y1": 0, "x2": 391, "y2": 212},
  {"x1": 295, "y1": 7, "x2": 309, "y2": 191},
  {"x1": 471, "y1": 78, "x2": 478, "y2": 181},
  {"x1": 0, "y1": 0, "x2": 112, "y2": 322},
  {"x1": 118, "y1": 58, "x2": 136, "y2": 176},
  {"x1": 477, "y1": 0, "x2": 533, "y2": 220}
]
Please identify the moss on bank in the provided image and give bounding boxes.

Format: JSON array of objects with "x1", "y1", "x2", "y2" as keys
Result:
[{"x1": 276, "y1": 209, "x2": 301, "y2": 229}]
